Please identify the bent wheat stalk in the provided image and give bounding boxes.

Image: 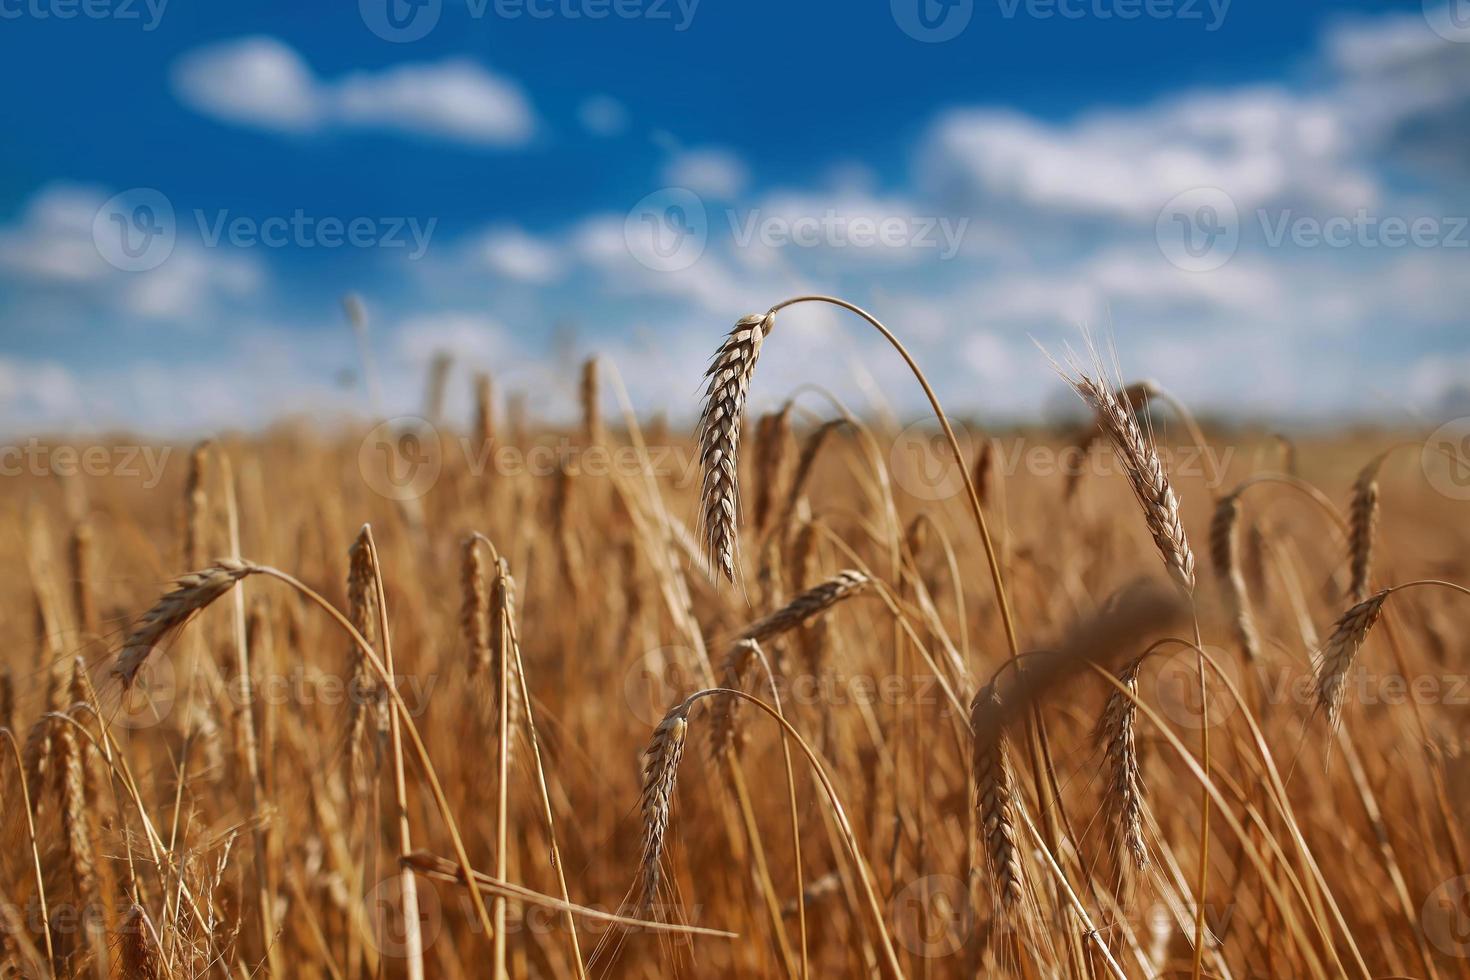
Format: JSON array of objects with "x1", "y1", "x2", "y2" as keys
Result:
[
  {"x1": 636, "y1": 688, "x2": 904, "y2": 978},
  {"x1": 110, "y1": 558, "x2": 498, "y2": 946}
]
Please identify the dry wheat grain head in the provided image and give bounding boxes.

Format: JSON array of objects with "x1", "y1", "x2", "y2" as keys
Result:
[
  {"x1": 1065, "y1": 371, "x2": 1195, "y2": 593},
  {"x1": 638, "y1": 699, "x2": 692, "y2": 914},
  {"x1": 971, "y1": 682, "x2": 1024, "y2": 914},
  {"x1": 1314, "y1": 591, "x2": 1389, "y2": 727},
  {"x1": 740, "y1": 570, "x2": 871, "y2": 644},
  {"x1": 113, "y1": 559, "x2": 255, "y2": 687},
  {"x1": 1348, "y1": 454, "x2": 1385, "y2": 603},
  {"x1": 1096, "y1": 657, "x2": 1147, "y2": 873},
  {"x1": 697, "y1": 312, "x2": 774, "y2": 583}
]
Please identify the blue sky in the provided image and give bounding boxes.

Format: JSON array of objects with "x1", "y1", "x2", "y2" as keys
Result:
[{"x1": 1, "y1": 0, "x2": 1468, "y2": 432}]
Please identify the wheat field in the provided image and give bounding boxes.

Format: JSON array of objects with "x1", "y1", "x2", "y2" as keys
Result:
[{"x1": 1, "y1": 300, "x2": 1467, "y2": 979}]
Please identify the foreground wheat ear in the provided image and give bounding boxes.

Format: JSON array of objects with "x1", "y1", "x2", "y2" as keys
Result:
[
  {"x1": 1313, "y1": 590, "x2": 1389, "y2": 727},
  {"x1": 697, "y1": 311, "x2": 774, "y2": 583},
  {"x1": 1065, "y1": 370, "x2": 1195, "y2": 594},
  {"x1": 113, "y1": 559, "x2": 257, "y2": 686}
]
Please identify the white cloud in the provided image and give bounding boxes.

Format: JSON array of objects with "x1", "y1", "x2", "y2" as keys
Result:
[
  {"x1": 172, "y1": 38, "x2": 536, "y2": 146},
  {"x1": 391, "y1": 312, "x2": 515, "y2": 366},
  {"x1": 578, "y1": 95, "x2": 628, "y2": 137},
  {"x1": 333, "y1": 60, "x2": 535, "y2": 146},
  {"x1": 923, "y1": 88, "x2": 1377, "y2": 221},
  {"x1": 0, "y1": 357, "x2": 86, "y2": 423},
  {"x1": 0, "y1": 184, "x2": 115, "y2": 283},
  {"x1": 473, "y1": 226, "x2": 562, "y2": 283},
  {"x1": 662, "y1": 147, "x2": 749, "y2": 199},
  {"x1": 0, "y1": 183, "x2": 265, "y2": 322}
]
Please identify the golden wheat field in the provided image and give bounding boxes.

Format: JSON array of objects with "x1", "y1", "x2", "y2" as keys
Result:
[{"x1": 1, "y1": 306, "x2": 1468, "y2": 979}]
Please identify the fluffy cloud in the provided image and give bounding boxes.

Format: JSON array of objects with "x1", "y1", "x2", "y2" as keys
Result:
[
  {"x1": 0, "y1": 183, "x2": 263, "y2": 322},
  {"x1": 922, "y1": 88, "x2": 1376, "y2": 221},
  {"x1": 472, "y1": 226, "x2": 562, "y2": 284},
  {"x1": 662, "y1": 147, "x2": 749, "y2": 199},
  {"x1": 578, "y1": 95, "x2": 629, "y2": 137},
  {"x1": 172, "y1": 37, "x2": 536, "y2": 146}
]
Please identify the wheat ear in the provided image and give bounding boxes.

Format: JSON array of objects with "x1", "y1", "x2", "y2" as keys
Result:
[
  {"x1": 971, "y1": 682, "x2": 1024, "y2": 913},
  {"x1": 345, "y1": 531, "x2": 386, "y2": 797},
  {"x1": 1348, "y1": 454, "x2": 1384, "y2": 603},
  {"x1": 118, "y1": 904, "x2": 164, "y2": 979},
  {"x1": 740, "y1": 570, "x2": 871, "y2": 643},
  {"x1": 461, "y1": 536, "x2": 491, "y2": 675},
  {"x1": 1096, "y1": 657, "x2": 1147, "y2": 873},
  {"x1": 638, "y1": 699, "x2": 692, "y2": 913},
  {"x1": 697, "y1": 312, "x2": 774, "y2": 583},
  {"x1": 1066, "y1": 372, "x2": 1195, "y2": 592},
  {"x1": 1314, "y1": 591, "x2": 1389, "y2": 727},
  {"x1": 113, "y1": 559, "x2": 255, "y2": 687}
]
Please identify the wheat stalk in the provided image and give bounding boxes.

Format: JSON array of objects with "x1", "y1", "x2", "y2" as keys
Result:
[
  {"x1": 752, "y1": 406, "x2": 793, "y2": 535},
  {"x1": 183, "y1": 441, "x2": 209, "y2": 570},
  {"x1": 1210, "y1": 492, "x2": 1261, "y2": 661},
  {"x1": 488, "y1": 557, "x2": 524, "y2": 762},
  {"x1": 708, "y1": 639, "x2": 760, "y2": 757},
  {"x1": 474, "y1": 372, "x2": 495, "y2": 449},
  {"x1": 697, "y1": 312, "x2": 774, "y2": 583},
  {"x1": 581, "y1": 356, "x2": 603, "y2": 446}
]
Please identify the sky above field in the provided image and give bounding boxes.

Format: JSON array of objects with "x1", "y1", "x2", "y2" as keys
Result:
[{"x1": 1, "y1": 0, "x2": 1468, "y2": 433}]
